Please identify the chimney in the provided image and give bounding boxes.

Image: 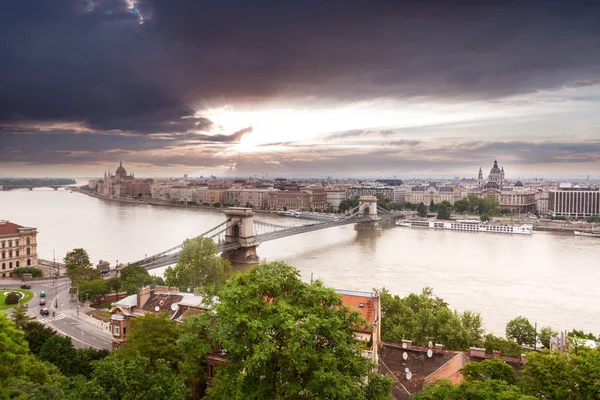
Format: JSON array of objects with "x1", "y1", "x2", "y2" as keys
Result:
[
  {"x1": 469, "y1": 347, "x2": 486, "y2": 358},
  {"x1": 170, "y1": 287, "x2": 179, "y2": 294},
  {"x1": 434, "y1": 344, "x2": 444, "y2": 353},
  {"x1": 138, "y1": 286, "x2": 151, "y2": 307},
  {"x1": 520, "y1": 354, "x2": 528, "y2": 364},
  {"x1": 401, "y1": 340, "x2": 412, "y2": 350},
  {"x1": 492, "y1": 350, "x2": 501, "y2": 359}
]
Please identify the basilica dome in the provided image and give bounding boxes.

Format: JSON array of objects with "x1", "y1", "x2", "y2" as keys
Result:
[
  {"x1": 490, "y1": 160, "x2": 501, "y2": 174},
  {"x1": 115, "y1": 161, "x2": 127, "y2": 178}
]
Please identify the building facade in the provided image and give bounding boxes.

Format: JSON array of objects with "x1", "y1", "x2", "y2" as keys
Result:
[
  {"x1": 478, "y1": 160, "x2": 505, "y2": 189},
  {"x1": 268, "y1": 191, "x2": 311, "y2": 210},
  {"x1": 325, "y1": 191, "x2": 347, "y2": 209},
  {"x1": 97, "y1": 162, "x2": 151, "y2": 197},
  {"x1": 348, "y1": 186, "x2": 395, "y2": 201},
  {"x1": 406, "y1": 184, "x2": 463, "y2": 205},
  {"x1": 0, "y1": 220, "x2": 38, "y2": 278},
  {"x1": 548, "y1": 185, "x2": 600, "y2": 218}
]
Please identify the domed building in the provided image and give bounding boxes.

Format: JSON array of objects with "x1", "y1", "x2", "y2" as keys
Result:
[
  {"x1": 478, "y1": 160, "x2": 505, "y2": 189},
  {"x1": 97, "y1": 162, "x2": 151, "y2": 198}
]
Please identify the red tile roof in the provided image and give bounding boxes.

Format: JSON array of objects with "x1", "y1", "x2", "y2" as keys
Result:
[
  {"x1": 0, "y1": 221, "x2": 24, "y2": 235},
  {"x1": 341, "y1": 294, "x2": 376, "y2": 325}
]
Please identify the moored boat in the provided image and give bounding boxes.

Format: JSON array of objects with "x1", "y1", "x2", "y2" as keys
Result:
[
  {"x1": 574, "y1": 230, "x2": 600, "y2": 238},
  {"x1": 397, "y1": 219, "x2": 533, "y2": 235}
]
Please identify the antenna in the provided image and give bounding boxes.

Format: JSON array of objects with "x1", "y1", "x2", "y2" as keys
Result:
[
  {"x1": 402, "y1": 352, "x2": 408, "y2": 360},
  {"x1": 171, "y1": 303, "x2": 179, "y2": 311},
  {"x1": 427, "y1": 349, "x2": 433, "y2": 358},
  {"x1": 406, "y1": 370, "x2": 412, "y2": 380}
]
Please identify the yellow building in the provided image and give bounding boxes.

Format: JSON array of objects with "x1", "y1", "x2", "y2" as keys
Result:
[{"x1": 0, "y1": 220, "x2": 38, "y2": 278}]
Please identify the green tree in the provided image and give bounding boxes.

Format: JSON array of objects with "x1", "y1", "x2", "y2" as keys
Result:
[
  {"x1": 165, "y1": 236, "x2": 231, "y2": 293},
  {"x1": 520, "y1": 348, "x2": 600, "y2": 399},
  {"x1": 22, "y1": 321, "x2": 57, "y2": 355},
  {"x1": 72, "y1": 347, "x2": 110, "y2": 378},
  {"x1": 506, "y1": 316, "x2": 536, "y2": 346},
  {"x1": 10, "y1": 303, "x2": 33, "y2": 329},
  {"x1": 119, "y1": 265, "x2": 163, "y2": 295},
  {"x1": 568, "y1": 329, "x2": 596, "y2": 340},
  {"x1": 64, "y1": 248, "x2": 92, "y2": 268},
  {"x1": 461, "y1": 358, "x2": 516, "y2": 384},
  {"x1": 412, "y1": 379, "x2": 534, "y2": 400},
  {"x1": 539, "y1": 326, "x2": 558, "y2": 349},
  {"x1": 380, "y1": 288, "x2": 483, "y2": 351},
  {"x1": 454, "y1": 199, "x2": 470, "y2": 213},
  {"x1": 78, "y1": 279, "x2": 109, "y2": 301},
  {"x1": 479, "y1": 197, "x2": 499, "y2": 214},
  {"x1": 11, "y1": 266, "x2": 43, "y2": 277},
  {"x1": 39, "y1": 335, "x2": 77, "y2": 376},
  {"x1": 119, "y1": 313, "x2": 181, "y2": 367},
  {"x1": 429, "y1": 200, "x2": 437, "y2": 212},
  {"x1": 68, "y1": 265, "x2": 101, "y2": 286},
  {"x1": 483, "y1": 334, "x2": 522, "y2": 358},
  {"x1": 339, "y1": 195, "x2": 360, "y2": 213},
  {"x1": 480, "y1": 213, "x2": 490, "y2": 222},
  {"x1": 5, "y1": 292, "x2": 19, "y2": 305},
  {"x1": 106, "y1": 276, "x2": 122, "y2": 295},
  {"x1": 436, "y1": 204, "x2": 451, "y2": 220},
  {"x1": 206, "y1": 261, "x2": 394, "y2": 399},
  {"x1": 79, "y1": 353, "x2": 189, "y2": 400},
  {"x1": 467, "y1": 194, "x2": 480, "y2": 212},
  {"x1": 376, "y1": 194, "x2": 393, "y2": 211},
  {"x1": 416, "y1": 202, "x2": 428, "y2": 218}
]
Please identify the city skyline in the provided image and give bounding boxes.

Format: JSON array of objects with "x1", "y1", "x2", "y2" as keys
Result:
[{"x1": 1, "y1": 1, "x2": 600, "y2": 178}]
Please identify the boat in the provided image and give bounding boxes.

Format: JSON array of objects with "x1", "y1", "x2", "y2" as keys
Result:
[
  {"x1": 278, "y1": 210, "x2": 300, "y2": 217},
  {"x1": 397, "y1": 219, "x2": 533, "y2": 235},
  {"x1": 574, "y1": 230, "x2": 600, "y2": 238}
]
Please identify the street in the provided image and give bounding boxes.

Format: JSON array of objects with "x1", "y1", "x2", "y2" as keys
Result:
[{"x1": 2, "y1": 279, "x2": 112, "y2": 350}]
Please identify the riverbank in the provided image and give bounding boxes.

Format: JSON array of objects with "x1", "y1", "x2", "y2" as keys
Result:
[{"x1": 73, "y1": 189, "x2": 281, "y2": 215}]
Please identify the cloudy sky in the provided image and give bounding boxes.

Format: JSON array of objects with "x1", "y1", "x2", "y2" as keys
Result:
[{"x1": 1, "y1": 0, "x2": 599, "y2": 178}]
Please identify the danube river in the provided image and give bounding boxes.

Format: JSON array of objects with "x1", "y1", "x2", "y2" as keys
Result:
[{"x1": 2, "y1": 188, "x2": 600, "y2": 335}]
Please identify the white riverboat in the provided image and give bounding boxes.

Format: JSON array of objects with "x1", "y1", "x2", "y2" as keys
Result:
[
  {"x1": 397, "y1": 219, "x2": 533, "y2": 235},
  {"x1": 574, "y1": 230, "x2": 600, "y2": 238}
]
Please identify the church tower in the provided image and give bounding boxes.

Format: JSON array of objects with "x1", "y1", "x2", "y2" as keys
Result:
[
  {"x1": 501, "y1": 166, "x2": 505, "y2": 187},
  {"x1": 478, "y1": 167, "x2": 484, "y2": 188}
]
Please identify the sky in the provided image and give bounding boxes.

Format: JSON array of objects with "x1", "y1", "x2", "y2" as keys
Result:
[{"x1": 1, "y1": 0, "x2": 600, "y2": 179}]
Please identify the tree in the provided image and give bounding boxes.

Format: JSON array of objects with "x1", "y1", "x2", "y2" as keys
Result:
[
  {"x1": 539, "y1": 326, "x2": 558, "y2": 349},
  {"x1": 416, "y1": 202, "x2": 428, "y2": 218},
  {"x1": 339, "y1": 195, "x2": 360, "y2": 213},
  {"x1": 454, "y1": 199, "x2": 470, "y2": 213},
  {"x1": 568, "y1": 329, "x2": 596, "y2": 340},
  {"x1": 72, "y1": 347, "x2": 110, "y2": 378},
  {"x1": 78, "y1": 279, "x2": 109, "y2": 301},
  {"x1": 64, "y1": 248, "x2": 92, "y2": 268},
  {"x1": 520, "y1": 349, "x2": 600, "y2": 399},
  {"x1": 380, "y1": 288, "x2": 484, "y2": 351},
  {"x1": 106, "y1": 276, "x2": 122, "y2": 295},
  {"x1": 165, "y1": 237, "x2": 231, "y2": 293},
  {"x1": 119, "y1": 313, "x2": 181, "y2": 367},
  {"x1": 206, "y1": 261, "x2": 394, "y2": 399},
  {"x1": 22, "y1": 321, "x2": 57, "y2": 355},
  {"x1": 118, "y1": 265, "x2": 163, "y2": 295},
  {"x1": 480, "y1": 213, "x2": 490, "y2": 222},
  {"x1": 11, "y1": 303, "x2": 34, "y2": 329},
  {"x1": 467, "y1": 194, "x2": 480, "y2": 212},
  {"x1": 5, "y1": 292, "x2": 19, "y2": 305},
  {"x1": 11, "y1": 266, "x2": 43, "y2": 277},
  {"x1": 67, "y1": 265, "x2": 101, "y2": 286},
  {"x1": 429, "y1": 200, "x2": 437, "y2": 212},
  {"x1": 79, "y1": 353, "x2": 189, "y2": 400},
  {"x1": 479, "y1": 197, "x2": 499, "y2": 214},
  {"x1": 483, "y1": 334, "x2": 522, "y2": 358},
  {"x1": 376, "y1": 194, "x2": 393, "y2": 211},
  {"x1": 461, "y1": 358, "x2": 516, "y2": 384},
  {"x1": 436, "y1": 204, "x2": 451, "y2": 220},
  {"x1": 412, "y1": 379, "x2": 534, "y2": 400},
  {"x1": 39, "y1": 335, "x2": 77, "y2": 376},
  {"x1": 506, "y1": 316, "x2": 536, "y2": 346}
]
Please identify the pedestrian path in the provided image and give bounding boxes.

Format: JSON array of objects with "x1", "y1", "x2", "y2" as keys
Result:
[{"x1": 38, "y1": 313, "x2": 66, "y2": 323}]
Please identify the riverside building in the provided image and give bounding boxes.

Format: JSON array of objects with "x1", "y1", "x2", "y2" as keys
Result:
[
  {"x1": 548, "y1": 184, "x2": 600, "y2": 218},
  {"x1": 0, "y1": 220, "x2": 38, "y2": 278}
]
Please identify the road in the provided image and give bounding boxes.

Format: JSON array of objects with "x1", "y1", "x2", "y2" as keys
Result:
[{"x1": 2, "y1": 279, "x2": 112, "y2": 350}]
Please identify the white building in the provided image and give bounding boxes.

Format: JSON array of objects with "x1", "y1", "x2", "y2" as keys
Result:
[
  {"x1": 0, "y1": 220, "x2": 38, "y2": 278},
  {"x1": 325, "y1": 191, "x2": 347, "y2": 209}
]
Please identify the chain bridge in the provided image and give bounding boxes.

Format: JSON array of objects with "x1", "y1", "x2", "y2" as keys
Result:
[{"x1": 129, "y1": 196, "x2": 400, "y2": 270}]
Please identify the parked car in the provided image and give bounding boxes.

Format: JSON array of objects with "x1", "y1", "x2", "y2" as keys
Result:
[
  {"x1": 39, "y1": 299, "x2": 46, "y2": 306},
  {"x1": 40, "y1": 308, "x2": 49, "y2": 316},
  {"x1": 20, "y1": 284, "x2": 31, "y2": 289},
  {"x1": 40, "y1": 291, "x2": 46, "y2": 297}
]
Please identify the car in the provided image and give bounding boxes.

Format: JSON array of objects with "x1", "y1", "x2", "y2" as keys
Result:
[
  {"x1": 40, "y1": 308, "x2": 49, "y2": 316},
  {"x1": 39, "y1": 299, "x2": 46, "y2": 306},
  {"x1": 40, "y1": 291, "x2": 46, "y2": 297},
  {"x1": 20, "y1": 284, "x2": 31, "y2": 289}
]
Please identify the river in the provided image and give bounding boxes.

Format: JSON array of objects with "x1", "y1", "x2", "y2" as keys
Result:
[{"x1": 2, "y1": 188, "x2": 599, "y2": 336}]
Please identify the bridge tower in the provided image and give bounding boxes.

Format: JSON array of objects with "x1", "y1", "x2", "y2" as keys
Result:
[
  {"x1": 355, "y1": 196, "x2": 382, "y2": 231},
  {"x1": 221, "y1": 208, "x2": 260, "y2": 265}
]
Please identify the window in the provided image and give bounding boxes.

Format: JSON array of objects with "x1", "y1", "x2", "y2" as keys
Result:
[
  {"x1": 8, "y1": 251, "x2": 12, "y2": 258},
  {"x1": 123, "y1": 327, "x2": 127, "y2": 336},
  {"x1": 1, "y1": 241, "x2": 4, "y2": 248},
  {"x1": 113, "y1": 325, "x2": 120, "y2": 336},
  {"x1": 1, "y1": 252, "x2": 4, "y2": 259},
  {"x1": 16, "y1": 250, "x2": 19, "y2": 257},
  {"x1": 8, "y1": 240, "x2": 12, "y2": 247},
  {"x1": 9, "y1": 262, "x2": 12, "y2": 269},
  {"x1": 16, "y1": 261, "x2": 19, "y2": 268},
  {"x1": 15, "y1": 240, "x2": 19, "y2": 247},
  {"x1": 208, "y1": 364, "x2": 215, "y2": 378},
  {"x1": 26, "y1": 238, "x2": 30, "y2": 245},
  {"x1": 26, "y1": 248, "x2": 30, "y2": 256},
  {"x1": 27, "y1": 259, "x2": 31, "y2": 266},
  {"x1": 1, "y1": 263, "x2": 4, "y2": 270}
]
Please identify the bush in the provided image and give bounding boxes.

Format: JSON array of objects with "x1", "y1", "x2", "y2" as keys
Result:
[
  {"x1": 5, "y1": 292, "x2": 20, "y2": 305},
  {"x1": 11, "y1": 267, "x2": 43, "y2": 278}
]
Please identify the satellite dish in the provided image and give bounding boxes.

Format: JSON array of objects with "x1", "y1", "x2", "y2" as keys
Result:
[
  {"x1": 402, "y1": 352, "x2": 408, "y2": 360},
  {"x1": 154, "y1": 305, "x2": 160, "y2": 312},
  {"x1": 427, "y1": 349, "x2": 433, "y2": 358},
  {"x1": 402, "y1": 342, "x2": 407, "y2": 349},
  {"x1": 405, "y1": 367, "x2": 409, "y2": 373},
  {"x1": 406, "y1": 371, "x2": 412, "y2": 380},
  {"x1": 428, "y1": 341, "x2": 433, "y2": 348},
  {"x1": 171, "y1": 303, "x2": 179, "y2": 311}
]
